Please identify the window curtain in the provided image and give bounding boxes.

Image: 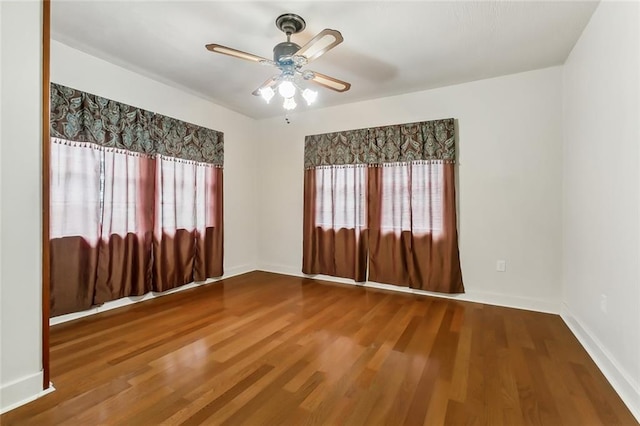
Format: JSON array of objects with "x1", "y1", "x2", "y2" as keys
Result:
[
  {"x1": 153, "y1": 156, "x2": 223, "y2": 292},
  {"x1": 303, "y1": 119, "x2": 464, "y2": 294},
  {"x1": 302, "y1": 165, "x2": 368, "y2": 281},
  {"x1": 50, "y1": 140, "x2": 102, "y2": 315},
  {"x1": 94, "y1": 149, "x2": 155, "y2": 304},
  {"x1": 49, "y1": 83, "x2": 224, "y2": 317}
]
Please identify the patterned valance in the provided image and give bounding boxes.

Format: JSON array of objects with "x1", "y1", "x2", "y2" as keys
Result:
[
  {"x1": 304, "y1": 118, "x2": 456, "y2": 169},
  {"x1": 50, "y1": 83, "x2": 224, "y2": 167}
]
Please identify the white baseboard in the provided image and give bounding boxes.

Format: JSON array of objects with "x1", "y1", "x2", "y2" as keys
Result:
[
  {"x1": 0, "y1": 373, "x2": 54, "y2": 414},
  {"x1": 50, "y1": 264, "x2": 255, "y2": 326},
  {"x1": 561, "y1": 304, "x2": 640, "y2": 423},
  {"x1": 256, "y1": 263, "x2": 560, "y2": 314}
]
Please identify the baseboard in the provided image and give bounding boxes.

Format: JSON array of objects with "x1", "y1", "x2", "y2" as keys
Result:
[
  {"x1": 256, "y1": 263, "x2": 560, "y2": 314},
  {"x1": 561, "y1": 303, "x2": 640, "y2": 423},
  {"x1": 0, "y1": 373, "x2": 54, "y2": 414},
  {"x1": 50, "y1": 264, "x2": 255, "y2": 326}
]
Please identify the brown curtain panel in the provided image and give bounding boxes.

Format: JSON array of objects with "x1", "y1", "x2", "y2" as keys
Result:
[
  {"x1": 153, "y1": 157, "x2": 223, "y2": 292},
  {"x1": 50, "y1": 140, "x2": 102, "y2": 316},
  {"x1": 93, "y1": 150, "x2": 155, "y2": 305},
  {"x1": 368, "y1": 162, "x2": 464, "y2": 293},
  {"x1": 49, "y1": 83, "x2": 224, "y2": 317},
  {"x1": 303, "y1": 119, "x2": 464, "y2": 294},
  {"x1": 302, "y1": 167, "x2": 368, "y2": 281},
  {"x1": 194, "y1": 166, "x2": 224, "y2": 281}
]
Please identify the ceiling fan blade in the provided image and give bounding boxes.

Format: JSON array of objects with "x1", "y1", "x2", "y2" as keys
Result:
[
  {"x1": 295, "y1": 29, "x2": 343, "y2": 63},
  {"x1": 307, "y1": 71, "x2": 351, "y2": 93},
  {"x1": 205, "y1": 44, "x2": 274, "y2": 65},
  {"x1": 251, "y1": 76, "x2": 279, "y2": 96}
]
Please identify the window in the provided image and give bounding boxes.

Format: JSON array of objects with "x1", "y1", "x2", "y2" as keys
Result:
[
  {"x1": 303, "y1": 119, "x2": 463, "y2": 293},
  {"x1": 380, "y1": 163, "x2": 443, "y2": 235},
  {"x1": 314, "y1": 166, "x2": 367, "y2": 229},
  {"x1": 50, "y1": 141, "x2": 102, "y2": 244}
]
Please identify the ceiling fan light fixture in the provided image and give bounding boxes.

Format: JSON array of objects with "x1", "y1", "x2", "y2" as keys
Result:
[
  {"x1": 302, "y1": 88, "x2": 318, "y2": 105},
  {"x1": 206, "y1": 13, "x2": 350, "y2": 114},
  {"x1": 259, "y1": 86, "x2": 275, "y2": 103},
  {"x1": 283, "y1": 97, "x2": 297, "y2": 110},
  {"x1": 278, "y1": 80, "x2": 296, "y2": 99}
]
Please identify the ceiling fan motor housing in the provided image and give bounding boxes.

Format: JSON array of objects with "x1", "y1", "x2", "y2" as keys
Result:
[{"x1": 273, "y1": 41, "x2": 301, "y2": 64}]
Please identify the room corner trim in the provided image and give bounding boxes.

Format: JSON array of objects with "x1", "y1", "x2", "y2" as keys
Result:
[
  {"x1": 561, "y1": 303, "x2": 640, "y2": 423},
  {"x1": 257, "y1": 263, "x2": 560, "y2": 314},
  {"x1": 0, "y1": 372, "x2": 54, "y2": 414}
]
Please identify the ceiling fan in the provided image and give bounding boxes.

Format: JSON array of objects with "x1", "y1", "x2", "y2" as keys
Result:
[{"x1": 205, "y1": 13, "x2": 351, "y2": 111}]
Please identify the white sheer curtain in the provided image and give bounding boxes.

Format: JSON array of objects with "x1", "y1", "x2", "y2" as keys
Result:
[
  {"x1": 380, "y1": 162, "x2": 444, "y2": 237},
  {"x1": 50, "y1": 138, "x2": 102, "y2": 245},
  {"x1": 314, "y1": 166, "x2": 367, "y2": 230},
  {"x1": 155, "y1": 156, "x2": 198, "y2": 237},
  {"x1": 101, "y1": 149, "x2": 154, "y2": 238}
]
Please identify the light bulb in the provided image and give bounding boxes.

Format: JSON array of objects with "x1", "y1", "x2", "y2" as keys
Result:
[
  {"x1": 283, "y1": 97, "x2": 297, "y2": 110},
  {"x1": 278, "y1": 80, "x2": 296, "y2": 98},
  {"x1": 302, "y1": 88, "x2": 318, "y2": 105},
  {"x1": 259, "y1": 86, "x2": 275, "y2": 103}
]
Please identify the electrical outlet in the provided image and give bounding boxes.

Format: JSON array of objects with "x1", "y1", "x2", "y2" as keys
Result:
[
  {"x1": 600, "y1": 294, "x2": 607, "y2": 314},
  {"x1": 496, "y1": 260, "x2": 506, "y2": 272}
]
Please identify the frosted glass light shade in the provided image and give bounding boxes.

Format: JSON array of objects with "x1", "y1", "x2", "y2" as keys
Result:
[
  {"x1": 278, "y1": 81, "x2": 296, "y2": 98},
  {"x1": 302, "y1": 88, "x2": 318, "y2": 105},
  {"x1": 259, "y1": 86, "x2": 275, "y2": 103},
  {"x1": 283, "y1": 97, "x2": 297, "y2": 110}
]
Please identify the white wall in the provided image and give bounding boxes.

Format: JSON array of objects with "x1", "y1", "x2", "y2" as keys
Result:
[
  {"x1": 51, "y1": 41, "x2": 259, "y2": 280},
  {"x1": 0, "y1": 1, "x2": 45, "y2": 412},
  {"x1": 2, "y1": 2, "x2": 637, "y2": 418},
  {"x1": 256, "y1": 67, "x2": 564, "y2": 313},
  {"x1": 562, "y1": 0, "x2": 640, "y2": 419}
]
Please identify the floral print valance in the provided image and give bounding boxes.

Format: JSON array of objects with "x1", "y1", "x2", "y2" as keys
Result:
[
  {"x1": 50, "y1": 83, "x2": 224, "y2": 167},
  {"x1": 304, "y1": 118, "x2": 456, "y2": 169}
]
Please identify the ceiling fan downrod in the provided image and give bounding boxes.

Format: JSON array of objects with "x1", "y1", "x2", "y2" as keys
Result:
[{"x1": 273, "y1": 13, "x2": 306, "y2": 64}]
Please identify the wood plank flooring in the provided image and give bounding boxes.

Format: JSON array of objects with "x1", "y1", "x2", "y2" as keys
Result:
[{"x1": 2, "y1": 271, "x2": 637, "y2": 425}]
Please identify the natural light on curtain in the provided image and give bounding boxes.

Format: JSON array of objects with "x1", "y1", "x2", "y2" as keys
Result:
[
  {"x1": 49, "y1": 83, "x2": 224, "y2": 317},
  {"x1": 155, "y1": 156, "x2": 200, "y2": 236},
  {"x1": 303, "y1": 119, "x2": 463, "y2": 294},
  {"x1": 50, "y1": 139, "x2": 102, "y2": 245},
  {"x1": 154, "y1": 156, "x2": 219, "y2": 237},
  {"x1": 101, "y1": 148, "x2": 155, "y2": 239},
  {"x1": 380, "y1": 162, "x2": 443, "y2": 236},
  {"x1": 314, "y1": 165, "x2": 367, "y2": 229}
]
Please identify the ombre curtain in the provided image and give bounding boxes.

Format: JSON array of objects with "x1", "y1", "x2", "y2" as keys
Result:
[
  {"x1": 303, "y1": 119, "x2": 464, "y2": 294},
  {"x1": 368, "y1": 162, "x2": 463, "y2": 292},
  {"x1": 153, "y1": 157, "x2": 223, "y2": 292},
  {"x1": 50, "y1": 139, "x2": 102, "y2": 316},
  {"x1": 302, "y1": 165, "x2": 368, "y2": 281},
  {"x1": 49, "y1": 83, "x2": 224, "y2": 317},
  {"x1": 94, "y1": 150, "x2": 155, "y2": 305}
]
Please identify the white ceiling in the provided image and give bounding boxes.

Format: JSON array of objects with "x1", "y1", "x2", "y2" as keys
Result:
[{"x1": 51, "y1": 1, "x2": 598, "y2": 119}]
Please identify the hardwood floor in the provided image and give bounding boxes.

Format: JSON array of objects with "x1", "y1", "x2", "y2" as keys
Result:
[{"x1": 2, "y1": 271, "x2": 636, "y2": 425}]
